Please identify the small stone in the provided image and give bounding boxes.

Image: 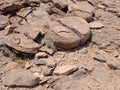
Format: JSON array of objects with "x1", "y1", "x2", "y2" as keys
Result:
[
  {"x1": 25, "y1": 62, "x2": 32, "y2": 69},
  {"x1": 39, "y1": 46, "x2": 55, "y2": 55},
  {"x1": 43, "y1": 67, "x2": 54, "y2": 76},
  {"x1": 93, "y1": 52, "x2": 107, "y2": 62},
  {"x1": 54, "y1": 65, "x2": 78, "y2": 75},
  {"x1": 107, "y1": 59, "x2": 120, "y2": 70},
  {"x1": 45, "y1": 58, "x2": 56, "y2": 68},
  {"x1": 35, "y1": 52, "x2": 48, "y2": 59},
  {"x1": 72, "y1": 69, "x2": 87, "y2": 79},
  {"x1": 79, "y1": 48, "x2": 88, "y2": 54},
  {"x1": 33, "y1": 73, "x2": 44, "y2": 79},
  {"x1": 40, "y1": 76, "x2": 52, "y2": 84},
  {"x1": 35, "y1": 58, "x2": 56, "y2": 68},
  {"x1": 5, "y1": 25, "x2": 14, "y2": 35},
  {"x1": 2, "y1": 69, "x2": 40, "y2": 87},
  {"x1": 89, "y1": 21, "x2": 104, "y2": 29}
]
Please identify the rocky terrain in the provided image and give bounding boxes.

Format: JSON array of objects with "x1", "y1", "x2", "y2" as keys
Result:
[{"x1": 0, "y1": 0, "x2": 120, "y2": 90}]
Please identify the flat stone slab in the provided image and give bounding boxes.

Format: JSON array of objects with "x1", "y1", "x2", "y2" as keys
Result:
[
  {"x1": 47, "y1": 16, "x2": 90, "y2": 50},
  {"x1": 54, "y1": 65, "x2": 78, "y2": 75},
  {"x1": 4, "y1": 33, "x2": 40, "y2": 54}
]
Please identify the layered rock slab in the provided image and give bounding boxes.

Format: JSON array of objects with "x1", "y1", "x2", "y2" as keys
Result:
[
  {"x1": 46, "y1": 16, "x2": 90, "y2": 50},
  {"x1": 4, "y1": 33, "x2": 40, "y2": 54}
]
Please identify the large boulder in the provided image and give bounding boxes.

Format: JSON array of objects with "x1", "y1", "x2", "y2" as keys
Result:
[
  {"x1": 46, "y1": 16, "x2": 90, "y2": 50},
  {"x1": 2, "y1": 69, "x2": 40, "y2": 87},
  {"x1": 4, "y1": 33, "x2": 40, "y2": 54}
]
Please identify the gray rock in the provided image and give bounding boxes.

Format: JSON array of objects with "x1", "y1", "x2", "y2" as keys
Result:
[
  {"x1": 2, "y1": 69, "x2": 40, "y2": 87},
  {"x1": 54, "y1": 65, "x2": 78, "y2": 75}
]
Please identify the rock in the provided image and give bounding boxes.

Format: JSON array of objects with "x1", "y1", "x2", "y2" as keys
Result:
[
  {"x1": 68, "y1": 1, "x2": 94, "y2": 22},
  {"x1": 79, "y1": 48, "x2": 88, "y2": 54},
  {"x1": 39, "y1": 46, "x2": 55, "y2": 55},
  {"x1": 35, "y1": 52, "x2": 48, "y2": 59},
  {"x1": 72, "y1": 69, "x2": 87, "y2": 80},
  {"x1": 48, "y1": 76, "x2": 81, "y2": 90},
  {"x1": 2, "y1": 69, "x2": 40, "y2": 87},
  {"x1": 35, "y1": 58, "x2": 56, "y2": 68},
  {"x1": 5, "y1": 25, "x2": 14, "y2": 35},
  {"x1": 39, "y1": 76, "x2": 52, "y2": 84},
  {"x1": 4, "y1": 33, "x2": 40, "y2": 54},
  {"x1": 14, "y1": 25, "x2": 42, "y2": 40},
  {"x1": 47, "y1": 16, "x2": 90, "y2": 50},
  {"x1": 0, "y1": 0, "x2": 40, "y2": 14},
  {"x1": 54, "y1": 65, "x2": 78, "y2": 75},
  {"x1": 107, "y1": 59, "x2": 120, "y2": 70},
  {"x1": 89, "y1": 21, "x2": 104, "y2": 29},
  {"x1": 43, "y1": 66, "x2": 54, "y2": 76},
  {"x1": 0, "y1": 0, "x2": 24, "y2": 13},
  {"x1": 25, "y1": 62, "x2": 33, "y2": 69},
  {"x1": 93, "y1": 53, "x2": 107, "y2": 62},
  {"x1": 52, "y1": 0, "x2": 73, "y2": 9},
  {"x1": 0, "y1": 15, "x2": 9, "y2": 30}
]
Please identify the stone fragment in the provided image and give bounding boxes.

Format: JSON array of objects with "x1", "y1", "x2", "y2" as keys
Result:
[
  {"x1": 107, "y1": 59, "x2": 120, "y2": 70},
  {"x1": 2, "y1": 69, "x2": 40, "y2": 87},
  {"x1": 89, "y1": 21, "x2": 104, "y2": 29},
  {"x1": 35, "y1": 52, "x2": 48, "y2": 59},
  {"x1": 35, "y1": 58, "x2": 56, "y2": 68},
  {"x1": 4, "y1": 34, "x2": 40, "y2": 54},
  {"x1": 39, "y1": 46, "x2": 55, "y2": 55},
  {"x1": 54, "y1": 65, "x2": 78, "y2": 75}
]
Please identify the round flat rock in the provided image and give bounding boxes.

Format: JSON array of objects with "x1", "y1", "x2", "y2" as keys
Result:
[{"x1": 47, "y1": 16, "x2": 90, "y2": 50}]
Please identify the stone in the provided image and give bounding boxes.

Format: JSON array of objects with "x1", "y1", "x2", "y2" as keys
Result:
[
  {"x1": 93, "y1": 53, "x2": 107, "y2": 62},
  {"x1": 43, "y1": 66, "x2": 54, "y2": 76},
  {"x1": 89, "y1": 21, "x2": 104, "y2": 29},
  {"x1": 25, "y1": 62, "x2": 33, "y2": 69},
  {"x1": 72, "y1": 69, "x2": 87, "y2": 80},
  {"x1": 5, "y1": 25, "x2": 14, "y2": 35},
  {"x1": 4, "y1": 33, "x2": 40, "y2": 54},
  {"x1": 107, "y1": 59, "x2": 120, "y2": 70},
  {"x1": 52, "y1": 0, "x2": 73, "y2": 9},
  {"x1": 0, "y1": 15, "x2": 9, "y2": 30},
  {"x1": 47, "y1": 16, "x2": 90, "y2": 50},
  {"x1": 0, "y1": 0, "x2": 24, "y2": 13},
  {"x1": 54, "y1": 65, "x2": 78, "y2": 75},
  {"x1": 48, "y1": 76, "x2": 81, "y2": 90},
  {"x1": 68, "y1": 1, "x2": 94, "y2": 22},
  {"x1": 14, "y1": 25, "x2": 42, "y2": 40},
  {"x1": 2, "y1": 69, "x2": 40, "y2": 87},
  {"x1": 35, "y1": 58, "x2": 56, "y2": 68},
  {"x1": 39, "y1": 46, "x2": 55, "y2": 55},
  {"x1": 35, "y1": 52, "x2": 48, "y2": 59}
]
